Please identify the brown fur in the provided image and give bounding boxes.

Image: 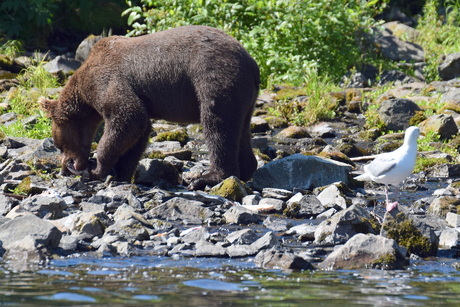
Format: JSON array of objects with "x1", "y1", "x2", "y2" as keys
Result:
[{"x1": 41, "y1": 25, "x2": 259, "y2": 190}]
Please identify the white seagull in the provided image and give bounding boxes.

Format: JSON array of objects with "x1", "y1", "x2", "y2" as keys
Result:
[{"x1": 354, "y1": 126, "x2": 420, "y2": 211}]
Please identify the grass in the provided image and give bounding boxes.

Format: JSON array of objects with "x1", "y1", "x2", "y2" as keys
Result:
[{"x1": 0, "y1": 53, "x2": 57, "y2": 139}]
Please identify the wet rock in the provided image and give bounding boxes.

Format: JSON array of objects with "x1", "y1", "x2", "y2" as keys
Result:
[
  {"x1": 134, "y1": 158, "x2": 180, "y2": 188},
  {"x1": 318, "y1": 233, "x2": 409, "y2": 270},
  {"x1": 209, "y1": 176, "x2": 249, "y2": 202},
  {"x1": 194, "y1": 240, "x2": 227, "y2": 257},
  {"x1": 105, "y1": 218, "x2": 150, "y2": 242},
  {"x1": 284, "y1": 193, "x2": 323, "y2": 218},
  {"x1": 0, "y1": 214, "x2": 61, "y2": 252},
  {"x1": 255, "y1": 246, "x2": 314, "y2": 270},
  {"x1": 223, "y1": 205, "x2": 262, "y2": 225},
  {"x1": 146, "y1": 197, "x2": 213, "y2": 225},
  {"x1": 314, "y1": 204, "x2": 379, "y2": 245},
  {"x1": 180, "y1": 226, "x2": 210, "y2": 243},
  {"x1": 226, "y1": 231, "x2": 278, "y2": 257},
  {"x1": 381, "y1": 208, "x2": 438, "y2": 257},
  {"x1": 285, "y1": 223, "x2": 317, "y2": 241},
  {"x1": 438, "y1": 52, "x2": 460, "y2": 81},
  {"x1": 52, "y1": 211, "x2": 109, "y2": 240},
  {"x1": 377, "y1": 98, "x2": 421, "y2": 131},
  {"x1": 419, "y1": 114, "x2": 458, "y2": 140},
  {"x1": 226, "y1": 229, "x2": 259, "y2": 245},
  {"x1": 427, "y1": 164, "x2": 460, "y2": 178},
  {"x1": 263, "y1": 216, "x2": 292, "y2": 232},
  {"x1": 252, "y1": 154, "x2": 352, "y2": 191}
]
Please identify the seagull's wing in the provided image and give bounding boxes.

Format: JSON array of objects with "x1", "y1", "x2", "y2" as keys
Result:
[{"x1": 364, "y1": 154, "x2": 397, "y2": 177}]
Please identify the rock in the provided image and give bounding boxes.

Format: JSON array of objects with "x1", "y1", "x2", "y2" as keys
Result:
[
  {"x1": 147, "y1": 197, "x2": 213, "y2": 225},
  {"x1": 252, "y1": 154, "x2": 352, "y2": 191},
  {"x1": 209, "y1": 176, "x2": 249, "y2": 202},
  {"x1": 276, "y1": 126, "x2": 311, "y2": 139},
  {"x1": 262, "y1": 216, "x2": 292, "y2": 232},
  {"x1": 285, "y1": 223, "x2": 317, "y2": 241},
  {"x1": 419, "y1": 114, "x2": 458, "y2": 140},
  {"x1": 284, "y1": 193, "x2": 324, "y2": 218},
  {"x1": 105, "y1": 218, "x2": 150, "y2": 242},
  {"x1": 316, "y1": 183, "x2": 352, "y2": 210},
  {"x1": 261, "y1": 188, "x2": 293, "y2": 200},
  {"x1": 180, "y1": 226, "x2": 210, "y2": 243},
  {"x1": 134, "y1": 158, "x2": 180, "y2": 188},
  {"x1": 446, "y1": 212, "x2": 460, "y2": 227},
  {"x1": 20, "y1": 195, "x2": 66, "y2": 219},
  {"x1": 439, "y1": 228, "x2": 460, "y2": 249},
  {"x1": 383, "y1": 21, "x2": 420, "y2": 41},
  {"x1": 43, "y1": 55, "x2": 81, "y2": 75},
  {"x1": 0, "y1": 194, "x2": 18, "y2": 216},
  {"x1": 51, "y1": 211, "x2": 109, "y2": 240},
  {"x1": 226, "y1": 229, "x2": 259, "y2": 245},
  {"x1": 377, "y1": 70, "x2": 418, "y2": 86},
  {"x1": 438, "y1": 52, "x2": 460, "y2": 81},
  {"x1": 314, "y1": 204, "x2": 379, "y2": 245},
  {"x1": 381, "y1": 208, "x2": 438, "y2": 257},
  {"x1": 223, "y1": 205, "x2": 262, "y2": 225},
  {"x1": 427, "y1": 164, "x2": 460, "y2": 178},
  {"x1": 258, "y1": 198, "x2": 285, "y2": 213},
  {"x1": 377, "y1": 98, "x2": 421, "y2": 131},
  {"x1": 194, "y1": 240, "x2": 227, "y2": 257},
  {"x1": 226, "y1": 231, "x2": 278, "y2": 257},
  {"x1": 366, "y1": 29, "x2": 424, "y2": 62},
  {"x1": 75, "y1": 35, "x2": 103, "y2": 62},
  {"x1": 318, "y1": 233, "x2": 409, "y2": 270},
  {"x1": 255, "y1": 246, "x2": 314, "y2": 270},
  {"x1": 0, "y1": 214, "x2": 61, "y2": 251},
  {"x1": 428, "y1": 196, "x2": 460, "y2": 219},
  {"x1": 251, "y1": 116, "x2": 270, "y2": 133}
]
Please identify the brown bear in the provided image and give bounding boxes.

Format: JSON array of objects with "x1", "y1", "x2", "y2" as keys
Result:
[{"x1": 40, "y1": 25, "x2": 260, "y2": 190}]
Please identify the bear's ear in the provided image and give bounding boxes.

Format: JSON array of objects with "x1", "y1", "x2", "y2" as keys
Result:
[{"x1": 39, "y1": 97, "x2": 59, "y2": 118}]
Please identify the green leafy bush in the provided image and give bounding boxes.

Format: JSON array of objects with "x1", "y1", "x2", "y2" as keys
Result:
[{"x1": 123, "y1": 0, "x2": 384, "y2": 86}]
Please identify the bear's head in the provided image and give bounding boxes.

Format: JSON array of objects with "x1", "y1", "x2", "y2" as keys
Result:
[{"x1": 40, "y1": 97, "x2": 92, "y2": 177}]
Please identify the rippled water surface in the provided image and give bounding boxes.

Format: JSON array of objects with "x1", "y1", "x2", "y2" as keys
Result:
[{"x1": 2, "y1": 255, "x2": 460, "y2": 306}]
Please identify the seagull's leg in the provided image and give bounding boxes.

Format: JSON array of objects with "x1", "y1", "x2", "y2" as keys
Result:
[{"x1": 385, "y1": 184, "x2": 398, "y2": 212}]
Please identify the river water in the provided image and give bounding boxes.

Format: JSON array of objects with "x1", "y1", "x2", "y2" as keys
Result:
[{"x1": 1, "y1": 254, "x2": 460, "y2": 306}]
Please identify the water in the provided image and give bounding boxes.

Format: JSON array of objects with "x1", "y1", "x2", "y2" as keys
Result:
[{"x1": 1, "y1": 255, "x2": 460, "y2": 306}]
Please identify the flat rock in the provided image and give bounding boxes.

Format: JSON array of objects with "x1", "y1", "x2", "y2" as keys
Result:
[
  {"x1": 319, "y1": 233, "x2": 409, "y2": 270},
  {"x1": 252, "y1": 154, "x2": 352, "y2": 191}
]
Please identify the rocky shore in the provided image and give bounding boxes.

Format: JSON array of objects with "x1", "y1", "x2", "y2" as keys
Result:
[{"x1": 2, "y1": 20, "x2": 460, "y2": 271}]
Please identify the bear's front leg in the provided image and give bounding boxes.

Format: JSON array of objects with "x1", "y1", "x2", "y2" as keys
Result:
[{"x1": 90, "y1": 111, "x2": 151, "y2": 182}]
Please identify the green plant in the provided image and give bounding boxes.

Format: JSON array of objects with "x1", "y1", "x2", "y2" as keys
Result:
[
  {"x1": 123, "y1": 0, "x2": 385, "y2": 87},
  {"x1": 0, "y1": 39, "x2": 23, "y2": 57},
  {"x1": 416, "y1": 0, "x2": 460, "y2": 82}
]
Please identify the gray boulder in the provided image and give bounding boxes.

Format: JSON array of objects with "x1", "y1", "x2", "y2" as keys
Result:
[
  {"x1": 319, "y1": 233, "x2": 409, "y2": 270},
  {"x1": 146, "y1": 197, "x2": 213, "y2": 224},
  {"x1": 366, "y1": 29, "x2": 424, "y2": 62},
  {"x1": 134, "y1": 158, "x2": 180, "y2": 188},
  {"x1": 314, "y1": 204, "x2": 379, "y2": 245},
  {"x1": 255, "y1": 246, "x2": 314, "y2": 270},
  {"x1": 252, "y1": 154, "x2": 352, "y2": 191},
  {"x1": 378, "y1": 98, "x2": 421, "y2": 131},
  {"x1": 438, "y1": 52, "x2": 460, "y2": 80},
  {"x1": 419, "y1": 114, "x2": 458, "y2": 140},
  {"x1": 43, "y1": 55, "x2": 81, "y2": 75}
]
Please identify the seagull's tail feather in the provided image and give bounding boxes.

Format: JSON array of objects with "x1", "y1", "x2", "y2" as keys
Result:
[{"x1": 354, "y1": 173, "x2": 371, "y2": 181}]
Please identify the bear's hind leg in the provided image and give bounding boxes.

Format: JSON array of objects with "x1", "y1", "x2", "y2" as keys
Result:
[{"x1": 238, "y1": 112, "x2": 257, "y2": 181}]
